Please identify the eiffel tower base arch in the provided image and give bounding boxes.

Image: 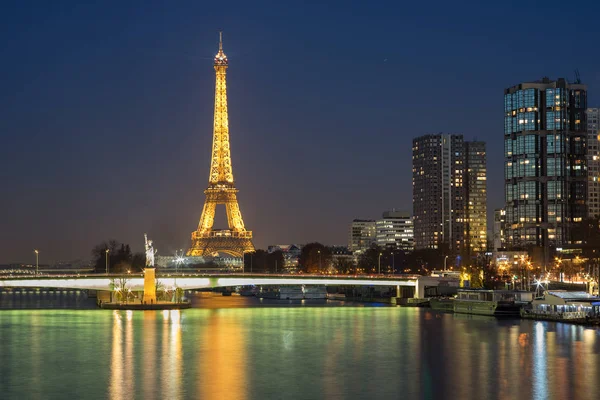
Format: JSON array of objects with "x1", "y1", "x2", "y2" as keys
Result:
[{"x1": 187, "y1": 233, "x2": 254, "y2": 258}]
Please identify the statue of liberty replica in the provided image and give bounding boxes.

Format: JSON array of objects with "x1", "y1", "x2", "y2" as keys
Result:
[
  {"x1": 144, "y1": 233, "x2": 157, "y2": 267},
  {"x1": 143, "y1": 233, "x2": 157, "y2": 303}
]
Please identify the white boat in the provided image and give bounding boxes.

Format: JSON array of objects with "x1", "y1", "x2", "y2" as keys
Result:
[
  {"x1": 256, "y1": 286, "x2": 304, "y2": 300},
  {"x1": 303, "y1": 286, "x2": 327, "y2": 299},
  {"x1": 280, "y1": 286, "x2": 304, "y2": 300}
]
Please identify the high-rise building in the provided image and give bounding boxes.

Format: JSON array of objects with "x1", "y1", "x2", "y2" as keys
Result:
[
  {"x1": 348, "y1": 220, "x2": 376, "y2": 252},
  {"x1": 465, "y1": 141, "x2": 487, "y2": 253},
  {"x1": 375, "y1": 210, "x2": 414, "y2": 251},
  {"x1": 587, "y1": 108, "x2": 600, "y2": 218},
  {"x1": 412, "y1": 134, "x2": 466, "y2": 253},
  {"x1": 492, "y1": 208, "x2": 506, "y2": 251},
  {"x1": 504, "y1": 77, "x2": 587, "y2": 251}
]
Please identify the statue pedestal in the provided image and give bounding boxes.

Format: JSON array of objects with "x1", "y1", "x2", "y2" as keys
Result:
[{"x1": 143, "y1": 268, "x2": 156, "y2": 303}]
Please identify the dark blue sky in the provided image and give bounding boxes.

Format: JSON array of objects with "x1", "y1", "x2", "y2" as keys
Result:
[{"x1": 2, "y1": 0, "x2": 600, "y2": 263}]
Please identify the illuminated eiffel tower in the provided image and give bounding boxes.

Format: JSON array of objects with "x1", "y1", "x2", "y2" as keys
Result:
[{"x1": 187, "y1": 33, "x2": 254, "y2": 258}]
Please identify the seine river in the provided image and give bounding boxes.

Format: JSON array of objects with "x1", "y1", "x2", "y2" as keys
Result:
[{"x1": 1, "y1": 292, "x2": 600, "y2": 399}]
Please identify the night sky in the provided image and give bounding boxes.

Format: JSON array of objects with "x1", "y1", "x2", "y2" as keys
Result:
[{"x1": 2, "y1": 0, "x2": 600, "y2": 263}]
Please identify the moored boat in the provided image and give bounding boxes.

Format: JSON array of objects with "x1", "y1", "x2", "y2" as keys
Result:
[
  {"x1": 430, "y1": 297, "x2": 454, "y2": 312},
  {"x1": 521, "y1": 290, "x2": 600, "y2": 322},
  {"x1": 303, "y1": 286, "x2": 327, "y2": 299},
  {"x1": 454, "y1": 289, "x2": 533, "y2": 317}
]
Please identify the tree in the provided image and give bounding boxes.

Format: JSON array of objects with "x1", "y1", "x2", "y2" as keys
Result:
[
  {"x1": 405, "y1": 249, "x2": 445, "y2": 275},
  {"x1": 299, "y1": 243, "x2": 331, "y2": 273},
  {"x1": 333, "y1": 256, "x2": 355, "y2": 274},
  {"x1": 110, "y1": 277, "x2": 132, "y2": 303},
  {"x1": 92, "y1": 240, "x2": 136, "y2": 273},
  {"x1": 131, "y1": 252, "x2": 146, "y2": 272},
  {"x1": 243, "y1": 250, "x2": 285, "y2": 273},
  {"x1": 266, "y1": 250, "x2": 285, "y2": 273},
  {"x1": 357, "y1": 245, "x2": 383, "y2": 274}
]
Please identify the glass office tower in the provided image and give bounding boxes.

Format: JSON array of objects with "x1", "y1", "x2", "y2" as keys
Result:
[{"x1": 504, "y1": 77, "x2": 587, "y2": 252}]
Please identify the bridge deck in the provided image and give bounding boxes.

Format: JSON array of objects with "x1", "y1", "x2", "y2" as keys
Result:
[{"x1": 0, "y1": 273, "x2": 421, "y2": 291}]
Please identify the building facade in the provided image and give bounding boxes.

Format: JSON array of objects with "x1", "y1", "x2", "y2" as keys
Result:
[
  {"x1": 465, "y1": 141, "x2": 488, "y2": 253},
  {"x1": 413, "y1": 134, "x2": 486, "y2": 254},
  {"x1": 587, "y1": 108, "x2": 600, "y2": 218},
  {"x1": 492, "y1": 208, "x2": 506, "y2": 251},
  {"x1": 267, "y1": 244, "x2": 302, "y2": 272},
  {"x1": 348, "y1": 219, "x2": 376, "y2": 252},
  {"x1": 504, "y1": 77, "x2": 587, "y2": 251},
  {"x1": 375, "y1": 210, "x2": 414, "y2": 251}
]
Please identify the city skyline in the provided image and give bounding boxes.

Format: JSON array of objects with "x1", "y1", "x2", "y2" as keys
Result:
[{"x1": 2, "y1": 1, "x2": 600, "y2": 262}]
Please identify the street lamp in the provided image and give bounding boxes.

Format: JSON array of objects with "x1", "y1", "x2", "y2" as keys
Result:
[
  {"x1": 34, "y1": 249, "x2": 39, "y2": 275},
  {"x1": 105, "y1": 249, "x2": 110, "y2": 274},
  {"x1": 378, "y1": 253, "x2": 382, "y2": 275},
  {"x1": 555, "y1": 257, "x2": 563, "y2": 282},
  {"x1": 444, "y1": 255, "x2": 449, "y2": 272},
  {"x1": 318, "y1": 250, "x2": 322, "y2": 272},
  {"x1": 175, "y1": 250, "x2": 184, "y2": 286}
]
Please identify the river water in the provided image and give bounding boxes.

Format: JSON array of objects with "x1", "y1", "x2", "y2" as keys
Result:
[{"x1": 1, "y1": 293, "x2": 600, "y2": 400}]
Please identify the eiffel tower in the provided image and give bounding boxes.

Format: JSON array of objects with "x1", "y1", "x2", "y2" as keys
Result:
[{"x1": 187, "y1": 33, "x2": 254, "y2": 258}]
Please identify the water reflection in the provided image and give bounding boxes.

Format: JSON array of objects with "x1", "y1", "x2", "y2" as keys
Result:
[
  {"x1": 198, "y1": 310, "x2": 247, "y2": 399},
  {"x1": 1, "y1": 305, "x2": 600, "y2": 399}
]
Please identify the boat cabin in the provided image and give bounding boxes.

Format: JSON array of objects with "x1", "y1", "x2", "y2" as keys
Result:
[
  {"x1": 457, "y1": 289, "x2": 533, "y2": 303},
  {"x1": 531, "y1": 291, "x2": 599, "y2": 317}
]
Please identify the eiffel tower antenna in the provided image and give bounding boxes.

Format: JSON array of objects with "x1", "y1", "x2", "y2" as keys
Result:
[{"x1": 187, "y1": 33, "x2": 254, "y2": 258}]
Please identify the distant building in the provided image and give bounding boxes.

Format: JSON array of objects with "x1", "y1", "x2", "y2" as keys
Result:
[
  {"x1": 268, "y1": 244, "x2": 302, "y2": 271},
  {"x1": 412, "y1": 134, "x2": 466, "y2": 253},
  {"x1": 587, "y1": 108, "x2": 600, "y2": 218},
  {"x1": 504, "y1": 77, "x2": 587, "y2": 252},
  {"x1": 375, "y1": 210, "x2": 414, "y2": 251},
  {"x1": 413, "y1": 134, "x2": 487, "y2": 255},
  {"x1": 492, "y1": 208, "x2": 507, "y2": 251},
  {"x1": 465, "y1": 141, "x2": 487, "y2": 253},
  {"x1": 348, "y1": 219, "x2": 376, "y2": 252},
  {"x1": 330, "y1": 245, "x2": 354, "y2": 272}
]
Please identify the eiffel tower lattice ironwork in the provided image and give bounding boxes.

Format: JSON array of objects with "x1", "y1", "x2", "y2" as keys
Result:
[{"x1": 187, "y1": 33, "x2": 254, "y2": 258}]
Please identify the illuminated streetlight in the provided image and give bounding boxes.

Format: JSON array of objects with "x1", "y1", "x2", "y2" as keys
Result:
[
  {"x1": 378, "y1": 253, "x2": 382, "y2": 275},
  {"x1": 175, "y1": 250, "x2": 185, "y2": 286},
  {"x1": 34, "y1": 249, "x2": 39, "y2": 275},
  {"x1": 318, "y1": 250, "x2": 321, "y2": 271},
  {"x1": 444, "y1": 255, "x2": 449, "y2": 272},
  {"x1": 105, "y1": 249, "x2": 110, "y2": 274}
]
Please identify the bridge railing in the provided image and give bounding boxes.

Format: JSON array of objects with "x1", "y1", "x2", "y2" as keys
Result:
[{"x1": 0, "y1": 272, "x2": 422, "y2": 280}]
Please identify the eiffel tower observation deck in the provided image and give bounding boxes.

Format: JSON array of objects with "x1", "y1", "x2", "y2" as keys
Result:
[{"x1": 187, "y1": 33, "x2": 255, "y2": 258}]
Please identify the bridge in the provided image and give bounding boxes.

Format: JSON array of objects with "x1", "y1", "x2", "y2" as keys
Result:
[{"x1": 0, "y1": 273, "x2": 457, "y2": 298}]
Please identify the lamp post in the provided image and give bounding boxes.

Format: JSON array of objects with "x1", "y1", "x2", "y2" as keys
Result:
[
  {"x1": 378, "y1": 253, "x2": 382, "y2": 275},
  {"x1": 175, "y1": 250, "x2": 184, "y2": 287},
  {"x1": 105, "y1": 249, "x2": 110, "y2": 274},
  {"x1": 318, "y1": 250, "x2": 321, "y2": 272},
  {"x1": 34, "y1": 249, "x2": 39, "y2": 275},
  {"x1": 392, "y1": 251, "x2": 395, "y2": 275},
  {"x1": 444, "y1": 255, "x2": 449, "y2": 272},
  {"x1": 555, "y1": 257, "x2": 563, "y2": 282}
]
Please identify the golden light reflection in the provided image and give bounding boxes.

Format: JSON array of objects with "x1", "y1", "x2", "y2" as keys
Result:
[
  {"x1": 142, "y1": 311, "x2": 156, "y2": 400},
  {"x1": 160, "y1": 309, "x2": 183, "y2": 398},
  {"x1": 109, "y1": 311, "x2": 123, "y2": 399},
  {"x1": 124, "y1": 309, "x2": 134, "y2": 395},
  {"x1": 199, "y1": 311, "x2": 247, "y2": 400}
]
